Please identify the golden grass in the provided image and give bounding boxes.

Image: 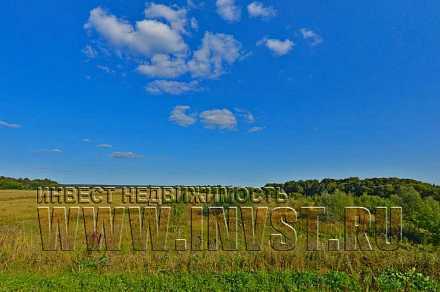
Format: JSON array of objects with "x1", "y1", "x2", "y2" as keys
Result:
[{"x1": 0, "y1": 189, "x2": 439, "y2": 279}]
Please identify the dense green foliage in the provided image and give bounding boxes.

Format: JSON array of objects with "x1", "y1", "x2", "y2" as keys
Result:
[
  {"x1": 267, "y1": 177, "x2": 440, "y2": 200},
  {"x1": 0, "y1": 176, "x2": 58, "y2": 189},
  {"x1": 0, "y1": 270, "x2": 437, "y2": 291},
  {"x1": 267, "y1": 177, "x2": 440, "y2": 245}
]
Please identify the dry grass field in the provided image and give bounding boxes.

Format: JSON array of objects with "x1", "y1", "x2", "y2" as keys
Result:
[{"x1": 0, "y1": 189, "x2": 439, "y2": 290}]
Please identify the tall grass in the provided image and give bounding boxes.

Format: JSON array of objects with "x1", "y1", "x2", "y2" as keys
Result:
[{"x1": 0, "y1": 190, "x2": 439, "y2": 290}]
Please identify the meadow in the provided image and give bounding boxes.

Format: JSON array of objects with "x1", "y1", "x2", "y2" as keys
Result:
[{"x1": 0, "y1": 183, "x2": 439, "y2": 291}]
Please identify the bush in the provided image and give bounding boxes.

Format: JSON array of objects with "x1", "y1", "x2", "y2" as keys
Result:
[{"x1": 377, "y1": 268, "x2": 438, "y2": 291}]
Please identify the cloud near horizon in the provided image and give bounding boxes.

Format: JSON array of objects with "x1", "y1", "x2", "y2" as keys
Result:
[
  {"x1": 0, "y1": 120, "x2": 21, "y2": 129},
  {"x1": 111, "y1": 151, "x2": 143, "y2": 159},
  {"x1": 34, "y1": 148, "x2": 63, "y2": 154},
  {"x1": 248, "y1": 126, "x2": 264, "y2": 133}
]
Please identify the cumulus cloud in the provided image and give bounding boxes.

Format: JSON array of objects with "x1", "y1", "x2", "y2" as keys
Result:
[
  {"x1": 258, "y1": 38, "x2": 294, "y2": 56},
  {"x1": 84, "y1": 6, "x2": 244, "y2": 94},
  {"x1": 169, "y1": 106, "x2": 260, "y2": 130},
  {"x1": 299, "y1": 28, "x2": 323, "y2": 46},
  {"x1": 169, "y1": 105, "x2": 197, "y2": 127},
  {"x1": 137, "y1": 32, "x2": 242, "y2": 79},
  {"x1": 144, "y1": 3, "x2": 188, "y2": 34},
  {"x1": 248, "y1": 126, "x2": 264, "y2": 133},
  {"x1": 85, "y1": 6, "x2": 244, "y2": 96},
  {"x1": 216, "y1": 0, "x2": 241, "y2": 22},
  {"x1": 137, "y1": 54, "x2": 187, "y2": 78},
  {"x1": 247, "y1": 2, "x2": 276, "y2": 19},
  {"x1": 200, "y1": 109, "x2": 237, "y2": 129},
  {"x1": 97, "y1": 144, "x2": 112, "y2": 148},
  {"x1": 188, "y1": 32, "x2": 242, "y2": 78},
  {"x1": 84, "y1": 7, "x2": 187, "y2": 57},
  {"x1": 0, "y1": 120, "x2": 21, "y2": 129},
  {"x1": 111, "y1": 151, "x2": 143, "y2": 159},
  {"x1": 146, "y1": 80, "x2": 200, "y2": 95}
]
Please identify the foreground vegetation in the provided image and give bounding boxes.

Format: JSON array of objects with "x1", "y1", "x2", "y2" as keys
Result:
[
  {"x1": 0, "y1": 269, "x2": 438, "y2": 291},
  {"x1": 0, "y1": 177, "x2": 440, "y2": 290}
]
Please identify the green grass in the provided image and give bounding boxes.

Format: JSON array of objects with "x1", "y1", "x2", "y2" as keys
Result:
[{"x1": 0, "y1": 270, "x2": 436, "y2": 291}]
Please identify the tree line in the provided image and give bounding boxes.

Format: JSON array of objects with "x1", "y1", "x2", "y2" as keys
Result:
[
  {"x1": 0, "y1": 176, "x2": 58, "y2": 190},
  {"x1": 266, "y1": 177, "x2": 440, "y2": 201}
]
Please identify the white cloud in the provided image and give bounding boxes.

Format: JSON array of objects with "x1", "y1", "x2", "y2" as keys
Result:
[
  {"x1": 84, "y1": 7, "x2": 187, "y2": 57},
  {"x1": 49, "y1": 148, "x2": 63, "y2": 153},
  {"x1": 169, "y1": 106, "x2": 259, "y2": 130},
  {"x1": 144, "y1": 3, "x2": 188, "y2": 34},
  {"x1": 234, "y1": 108, "x2": 255, "y2": 123},
  {"x1": 137, "y1": 54, "x2": 187, "y2": 78},
  {"x1": 35, "y1": 148, "x2": 63, "y2": 154},
  {"x1": 169, "y1": 105, "x2": 197, "y2": 127},
  {"x1": 247, "y1": 2, "x2": 276, "y2": 18},
  {"x1": 200, "y1": 109, "x2": 237, "y2": 129},
  {"x1": 82, "y1": 45, "x2": 98, "y2": 58},
  {"x1": 82, "y1": 138, "x2": 91, "y2": 143},
  {"x1": 146, "y1": 80, "x2": 200, "y2": 95},
  {"x1": 299, "y1": 28, "x2": 323, "y2": 46},
  {"x1": 97, "y1": 144, "x2": 112, "y2": 148},
  {"x1": 139, "y1": 32, "x2": 242, "y2": 79},
  {"x1": 0, "y1": 120, "x2": 21, "y2": 129},
  {"x1": 216, "y1": 0, "x2": 241, "y2": 22},
  {"x1": 248, "y1": 126, "x2": 264, "y2": 133},
  {"x1": 85, "y1": 7, "x2": 244, "y2": 95},
  {"x1": 111, "y1": 151, "x2": 143, "y2": 159},
  {"x1": 258, "y1": 38, "x2": 294, "y2": 56},
  {"x1": 188, "y1": 32, "x2": 242, "y2": 78}
]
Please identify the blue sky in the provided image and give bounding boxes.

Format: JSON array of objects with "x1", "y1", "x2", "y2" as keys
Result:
[{"x1": 1, "y1": 0, "x2": 439, "y2": 185}]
